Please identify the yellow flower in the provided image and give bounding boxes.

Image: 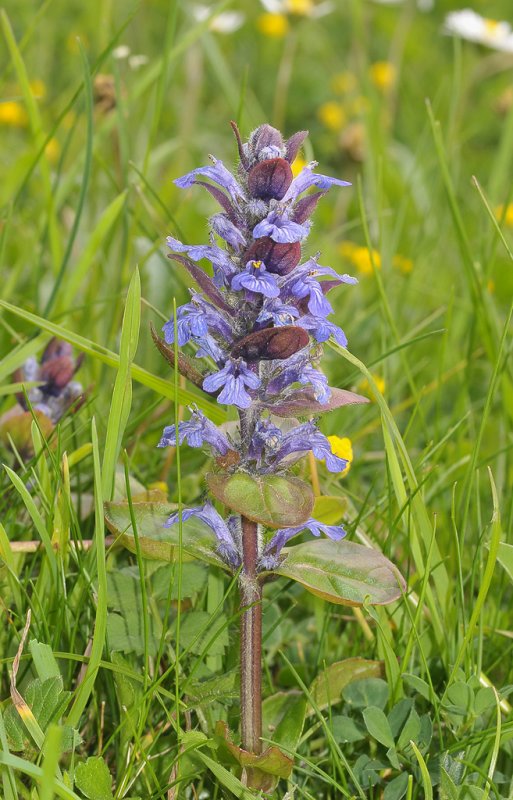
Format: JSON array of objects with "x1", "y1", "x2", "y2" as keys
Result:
[
  {"x1": 317, "y1": 101, "x2": 346, "y2": 131},
  {"x1": 29, "y1": 79, "x2": 46, "y2": 99},
  {"x1": 494, "y1": 203, "x2": 513, "y2": 227},
  {"x1": 358, "y1": 375, "x2": 385, "y2": 401},
  {"x1": 292, "y1": 155, "x2": 307, "y2": 177},
  {"x1": 0, "y1": 101, "x2": 28, "y2": 127},
  {"x1": 327, "y1": 436, "x2": 353, "y2": 477},
  {"x1": 339, "y1": 242, "x2": 381, "y2": 276},
  {"x1": 257, "y1": 12, "x2": 289, "y2": 37},
  {"x1": 285, "y1": 0, "x2": 314, "y2": 15},
  {"x1": 392, "y1": 254, "x2": 413, "y2": 274},
  {"x1": 369, "y1": 61, "x2": 396, "y2": 92},
  {"x1": 331, "y1": 71, "x2": 357, "y2": 95},
  {"x1": 45, "y1": 138, "x2": 60, "y2": 164}
]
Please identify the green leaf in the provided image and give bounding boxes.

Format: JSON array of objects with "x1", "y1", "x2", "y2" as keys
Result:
[
  {"x1": 177, "y1": 611, "x2": 229, "y2": 657},
  {"x1": 104, "y1": 501, "x2": 229, "y2": 570},
  {"x1": 4, "y1": 677, "x2": 80, "y2": 754},
  {"x1": 331, "y1": 715, "x2": 366, "y2": 743},
  {"x1": 206, "y1": 471, "x2": 314, "y2": 529},
  {"x1": 262, "y1": 692, "x2": 306, "y2": 752},
  {"x1": 402, "y1": 673, "x2": 431, "y2": 701},
  {"x1": 29, "y1": 640, "x2": 61, "y2": 681},
  {"x1": 310, "y1": 658, "x2": 383, "y2": 712},
  {"x1": 152, "y1": 563, "x2": 207, "y2": 600},
  {"x1": 343, "y1": 678, "x2": 390, "y2": 710},
  {"x1": 362, "y1": 706, "x2": 395, "y2": 749},
  {"x1": 384, "y1": 773, "x2": 409, "y2": 800},
  {"x1": 495, "y1": 541, "x2": 513, "y2": 582},
  {"x1": 274, "y1": 540, "x2": 405, "y2": 606},
  {"x1": 396, "y1": 708, "x2": 421, "y2": 752},
  {"x1": 107, "y1": 611, "x2": 160, "y2": 657},
  {"x1": 312, "y1": 495, "x2": 348, "y2": 525},
  {"x1": 75, "y1": 757, "x2": 113, "y2": 800}
]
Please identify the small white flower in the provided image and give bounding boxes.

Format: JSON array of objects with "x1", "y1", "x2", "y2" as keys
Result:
[
  {"x1": 260, "y1": 0, "x2": 333, "y2": 18},
  {"x1": 443, "y1": 9, "x2": 513, "y2": 52},
  {"x1": 128, "y1": 54, "x2": 149, "y2": 69},
  {"x1": 192, "y1": 5, "x2": 245, "y2": 33},
  {"x1": 112, "y1": 44, "x2": 131, "y2": 59}
]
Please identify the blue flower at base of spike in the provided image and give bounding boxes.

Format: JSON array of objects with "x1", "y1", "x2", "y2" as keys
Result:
[
  {"x1": 158, "y1": 407, "x2": 232, "y2": 456},
  {"x1": 259, "y1": 518, "x2": 347, "y2": 570},
  {"x1": 165, "y1": 503, "x2": 241, "y2": 568},
  {"x1": 202, "y1": 358, "x2": 261, "y2": 409},
  {"x1": 267, "y1": 353, "x2": 331, "y2": 403},
  {"x1": 253, "y1": 209, "x2": 311, "y2": 244},
  {"x1": 231, "y1": 261, "x2": 280, "y2": 298}
]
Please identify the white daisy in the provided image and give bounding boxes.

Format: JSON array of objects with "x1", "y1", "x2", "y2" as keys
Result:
[
  {"x1": 260, "y1": 0, "x2": 333, "y2": 18},
  {"x1": 192, "y1": 5, "x2": 245, "y2": 33},
  {"x1": 443, "y1": 9, "x2": 513, "y2": 52}
]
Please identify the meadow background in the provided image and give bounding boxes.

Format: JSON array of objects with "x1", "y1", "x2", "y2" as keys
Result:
[{"x1": 1, "y1": 0, "x2": 513, "y2": 797}]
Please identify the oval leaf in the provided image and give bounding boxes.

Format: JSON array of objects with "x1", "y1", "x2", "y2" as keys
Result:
[
  {"x1": 215, "y1": 720, "x2": 293, "y2": 788},
  {"x1": 264, "y1": 387, "x2": 369, "y2": 418},
  {"x1": 274, "y1": 539, "x2": 405, "y2": 606},
  {"x1": 310, "y1": 658, "x2": 383, "y2": 712},
  {"x1": 206, "y1": 471, "x2": 314, "y2": 529},
  {"x1": 104, "y1": 501, "x2": 229, "y2": 570},
  {"x1": 231, "y1": 326, "x2": 309, "y2": 362}
]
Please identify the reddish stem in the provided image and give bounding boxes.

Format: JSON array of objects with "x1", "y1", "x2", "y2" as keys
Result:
[{"x1": 239, "y1": 514, "x2": 262, "y2": 755}]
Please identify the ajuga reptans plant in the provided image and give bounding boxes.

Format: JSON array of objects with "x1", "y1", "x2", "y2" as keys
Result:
[{"x1": 155, "y1": 122, "x2": 404, "y2": 786}]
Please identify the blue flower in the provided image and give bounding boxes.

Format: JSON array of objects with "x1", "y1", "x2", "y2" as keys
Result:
[
  {"x1": 283, "y1": 163, "x2": 351, "y2": 202},
  {"x1": 194, "y1": 334, "x2": 226, "y2": 364},
  {"x1": 272, "y1": 421, "x2": 349, "y2": 473},
  {"x1": 166, "y1": 236, "x2": 237, "y2": 286},
  {"x1": 158, "y1": 407, "x2": 232, "y2": 455},
  {"x1": 248, "y1": 419, "x2": 283, "y2": 460},
  {"x1": 203, "y1": 358, "x2": 261, "y2": 409},
  {"x1": 162, "y1": 294, "x2": 233, "y2": 346},
  {"x1": 260, "y1": 517, "x2": 347, "y2": 569},
  {"x1": 268, "y1": 354, "x2": 331, "y2": 404},
  {"x1": 211, "y1": 213, "x2": 247, "y2": 251},
  {"x1": 253, "y1": 209, "x2": 311, "y2": 244},
  {"x1": 174, "y1": 157, "x2": 245, "y2": 204},
  {"x1": 256, "y1": 299, "x2": 300, "y2": 327},
  {"x1": 231, "y1": 261, "x2": 280, "y2": 298},
  {"x1": 289, "y1": 274, "x2": 334, "y2": 317},
  {"x1": 165, "y1": 502, "x2": 241, "y2": 568},
  {"x1": 297, "y1": 315, "x2": 348, "y2": 347}
]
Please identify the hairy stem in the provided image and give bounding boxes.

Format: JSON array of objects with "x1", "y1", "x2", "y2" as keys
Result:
[{"x1": 239, "y1": 514, "x2": 262, "y2": 754}]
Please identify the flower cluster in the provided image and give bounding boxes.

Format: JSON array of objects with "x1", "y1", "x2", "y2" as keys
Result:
[{"x1": 159, "y1": 123, "x2": 358, "y2": 570}]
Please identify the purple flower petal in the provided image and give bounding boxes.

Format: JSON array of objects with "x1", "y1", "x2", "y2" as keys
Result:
[
  {"x1": 261, "y1": 516, "x2": 347, "y2": 565},
  {"x1": 253, "y1": 210, "x2": 311, "y2": 244},
  {"x1": 211, "y1": 213, "x2": 247, "y2": 251},
  {"x1": 158, "y1": 408, "x2": 231, "y2": 455},
  {"x1": 165, "y1": 502, "x2": 241, "y2": 568},
  {"x1": 174, "y1": 158, "x2": 245, "y2": 204},
  {"x1": 283, "y1": 163, "x2": 351, "y2": 203},
  {"x1": 231, "y1": 261, "x2": 280, "y2": 298}
]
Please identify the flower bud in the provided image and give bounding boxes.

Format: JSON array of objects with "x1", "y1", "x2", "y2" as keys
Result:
[
  {"x1": 243, "y1": 237, "x2": 301, "y2": 275},
  {"x1": 247, "y1": 157, "x2": 293, "y2": 200},
  {"x1": 231, "y1": 325, "x2": 309, "y2": 361}
]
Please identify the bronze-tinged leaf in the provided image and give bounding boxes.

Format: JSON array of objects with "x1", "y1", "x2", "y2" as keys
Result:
[
  {"x1": 309, "y1": 658, "x2": 384, "y2": 712},
  {"x1": 248, "y1": 157, "x2": 293, "y2": 201},
  {"x1": 293, "y1": 191, "x2": 325, "y2": 223},
  {"x1": 206, "y1": 471, "x2": 314, "y2": 529},
  {"x1": 215, "y1": 720, "x2": 294, "y2": 789},
  {"x1": 273, "y1": 539, "x2": 406, "y2": 606},
  {"x1": 150, "y1": 324, "x2": 205, "y2": 389},
  {"x1": 243, "y1": 237, "x2": 301, "y2": 275},
  {"x1": 231, "y1": 326, "x2": 309, "y2": 362},
  {"x1": 166, "y1": 253, "x2": 232, "y2": 312},
  {"x1": 264, "y1": 387, "x2": 370, "y2": 417}
]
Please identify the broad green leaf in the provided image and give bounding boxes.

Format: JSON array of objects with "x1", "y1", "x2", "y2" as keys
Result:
[
  {"x1": 331, "y1": 715, "x2": 366, "y2": 743},
  {"x1": 4, "y1": 677, "x2": 80, "y2": 754},
  {"x1": 75, "y1": 757, "x2": 113, "y2": 800},
  {"x1": 384, "y1": 773, "x2": 409, "y2": 800},
  {"x1": 104, "y1": 500, "x2": 229, "y2": 570},
  {"x1": 362, "y1": 706, "x2": 395, "y2": 749},
  {"x1": 207, "y1": 471, "x2": 314, "y2": 528},
  {"x1": 186, "y1": 670, "x2": 239, "y2": 707},
  {"x1": 310, "y1": 658, "x2": 383, "y2": 712},
  {"x1": 152, "y1": 562, "x2": 207, "y2": 600},
  {"x1": 107, "y1": 611, "x2": 160, "y2": 657},
  {"x1": 312, "y1": 495, "x2": 347, "y2": 525},
  {"x1": 402, "y1": 673, "x2": 431, "y2": 701},
  {"x1": 343, "y1": 678, "x2": 390, "y2": 710},
  {"x1": 262, "y1": 692, "x2": 306, "y2": 752},
  {"x1": 29, "y1": 640, "x2": 60, "y2": 681},
  {"x1": 396, "y1": 708, "x2": 421, "y2": 752},
  {"x1": 274, "y1": 540, "x2": 405, "y2": 606}
]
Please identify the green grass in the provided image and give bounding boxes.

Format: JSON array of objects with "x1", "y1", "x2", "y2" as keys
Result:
[{"x1": 1, "y1": 0, "x2": 513, "y2": 797}]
